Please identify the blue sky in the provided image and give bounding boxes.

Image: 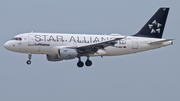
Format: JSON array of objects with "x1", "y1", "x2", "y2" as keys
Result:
[{"x1": 0, "y1": 0, "x2": 179, "y2": 101}]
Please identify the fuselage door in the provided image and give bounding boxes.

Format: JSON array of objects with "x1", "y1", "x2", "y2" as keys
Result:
[
  {"x1": 132, "y1": 38, "x2": 138, "y2": 49},
  {"x1": 28, "y1": 34, "x2": 34, "y2": 46}
]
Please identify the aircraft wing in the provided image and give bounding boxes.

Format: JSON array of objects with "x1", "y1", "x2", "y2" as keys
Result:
[{"x1": 70, "y1": 36, "x2": 126, "y2": 54}]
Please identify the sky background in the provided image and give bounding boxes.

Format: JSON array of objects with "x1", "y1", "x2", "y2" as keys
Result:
[{"x1": 0, "y1": 0, "x2": 179, "y2": 101}]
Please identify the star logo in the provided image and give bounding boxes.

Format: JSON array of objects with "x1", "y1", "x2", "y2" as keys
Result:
[{"x1": 148, "y1": 20, "x2": 162, "y2": 34}]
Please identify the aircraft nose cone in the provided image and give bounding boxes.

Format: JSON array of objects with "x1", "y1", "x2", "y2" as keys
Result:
[{"x1": 4, "y1": 41, "x2": 11, "y2": 50}]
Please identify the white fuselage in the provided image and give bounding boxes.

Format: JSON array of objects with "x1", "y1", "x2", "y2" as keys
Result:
[{"x1": 4, "y1": 33, "x2": 172, "y2": 57}]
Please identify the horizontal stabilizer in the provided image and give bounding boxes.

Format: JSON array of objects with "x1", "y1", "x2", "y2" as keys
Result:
[{"x1": 148, "y1": 39, "x2": 174, "y2": 44}]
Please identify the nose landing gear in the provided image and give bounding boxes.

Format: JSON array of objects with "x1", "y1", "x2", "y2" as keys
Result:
[
  {"x1": 27, "y1": 53, "x2": 32, "y2": 65},
  {"x1": 27, "y1": 60, "x2": 31, "y2": 65}
]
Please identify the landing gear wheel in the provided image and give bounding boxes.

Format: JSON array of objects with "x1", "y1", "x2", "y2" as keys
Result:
[
  {"x1": 27, "y1": 60, "x2": 31, "y2": 65},
  {"x1": 85, "y1": 59, "x2": 92, "y2": 66},
  {"x1": 77, "y1": 61, "x2": 84, "y2": 67},
  {"x1": 27, "y1": 53, "x2": 32, "y2": 65}
]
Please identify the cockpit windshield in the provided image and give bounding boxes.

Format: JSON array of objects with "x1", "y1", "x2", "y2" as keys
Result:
[{"x1": 11, "y1": 37, "x2": 22, "y2": 41}]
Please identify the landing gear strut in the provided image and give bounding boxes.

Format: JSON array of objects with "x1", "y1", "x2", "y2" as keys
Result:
[
  {"x1": 77, "y1": 57, "x2": 84, "y2": 67},
  {"x1": 77, "y1": 53, "x2": 92, "y2": 67},
  {"x1": 85, "y1": 53, "x2": 92, "y2": 67},
  {"x1": 27, "y1": 53, "x2": 32, "y2": 65}
]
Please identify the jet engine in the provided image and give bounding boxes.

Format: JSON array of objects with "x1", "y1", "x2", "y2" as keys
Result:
[{"x1": 46, "y1": 48, "x2": 78, "y2": 61}]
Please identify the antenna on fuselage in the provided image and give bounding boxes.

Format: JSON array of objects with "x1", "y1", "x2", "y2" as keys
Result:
[{"x1": 31, "y1": 31, "x2": 33, "y2": 33}]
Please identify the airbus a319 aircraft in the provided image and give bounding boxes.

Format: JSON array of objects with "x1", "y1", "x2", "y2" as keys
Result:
[{"x1": 4, "y1": 8, "x2": 173, "y2": 67}]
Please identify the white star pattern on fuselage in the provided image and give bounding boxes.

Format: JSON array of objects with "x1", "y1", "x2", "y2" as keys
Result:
[{"x1": 148, "y1": 20, "x2": 162, "y2": 34}]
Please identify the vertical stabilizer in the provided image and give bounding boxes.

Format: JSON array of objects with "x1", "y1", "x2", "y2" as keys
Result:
[{"x1": 134, "y1": 8, "x2": 169, "y2": 38}]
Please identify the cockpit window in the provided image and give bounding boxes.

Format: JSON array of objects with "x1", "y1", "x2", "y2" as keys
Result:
[
  {"x1": 18, "y1": 38, "x2": 22, "y2": 41},
  {"x1": 11, "y1": 37, "x2": 22, "y2": 41}
]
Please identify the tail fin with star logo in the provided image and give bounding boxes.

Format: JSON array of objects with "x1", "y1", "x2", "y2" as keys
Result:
[{"x1": 134, "y1": 7, "x2": 169, "y2": 38}]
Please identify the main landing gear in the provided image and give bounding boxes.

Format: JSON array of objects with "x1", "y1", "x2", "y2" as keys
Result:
[
  {"x1": 85, "y1": 59, "x2": 92, "y2": 66},
  {"x1": 26, "y1": 53, "x2": 32, "y2": 65},
  {"x1": 77, "y1": 57, "x2": 84, "y2": 67},
  {"x1": 77, "y1": 54, "x2": 92, "y2": 68},
  {"x1": 77, "y1": 58, "x2": 92, "y2": 68}
]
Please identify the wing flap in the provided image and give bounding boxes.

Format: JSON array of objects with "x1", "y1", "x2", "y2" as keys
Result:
[
  {"x1": 76, "y1": 36, "x2": 126, "y2": 49},
  {"x1": 68, "y1": 36, "x2": 126, "y2": 54}
]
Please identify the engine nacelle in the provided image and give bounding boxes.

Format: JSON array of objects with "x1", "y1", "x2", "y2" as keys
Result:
[
  {"x1": 47, "y1": 48, "x2": 77, "y2": 61},
  {"x1": 58, "y1": 48, "x2": 77, "y2": 60},
  {"x1": 46, "y1": 54, "x2": 63, "y2": 61}
]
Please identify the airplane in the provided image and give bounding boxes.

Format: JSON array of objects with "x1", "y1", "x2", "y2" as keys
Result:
[{"x1": 4, "y1": 7, "x2": 173, "y2": 67}]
